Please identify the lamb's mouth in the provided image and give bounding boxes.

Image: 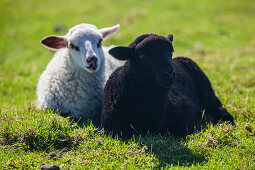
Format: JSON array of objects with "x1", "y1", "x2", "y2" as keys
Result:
[
  {"x1": 86, "y1": 63, "x2": 98, "y2": 71},
  {"x1": 160, "y1": 73, "x2": 175, "y2": 88},
  {"x1": 160, "y1": 80, "x2": 174, "y2": 88}
]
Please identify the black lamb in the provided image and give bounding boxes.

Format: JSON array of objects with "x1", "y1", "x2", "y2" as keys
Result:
[{"x1": 101, "y1": 34, "x2": 235, "y2": 137}]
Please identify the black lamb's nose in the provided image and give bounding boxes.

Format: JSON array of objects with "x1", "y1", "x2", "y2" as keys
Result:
[
  {"x1": 163, "y1": 70, "x2": 175, "y2": 79},
  {"x1": 86, "y1": 56, "x2": 98, "y2": 64}
]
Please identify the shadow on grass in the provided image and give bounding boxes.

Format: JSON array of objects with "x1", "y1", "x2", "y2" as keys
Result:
[
  {"x1": 134, "y1": 134, "x2": 206, "y2": 167},
  {"x1": 70, "y1": 117, "x2": 206, "y2": 168},
  {"x1": 99, "y1": 128, "x2": 206, "y2": 168},
  {"x1": 5, "y1": 106, "x2": 205, "y2": 168}
]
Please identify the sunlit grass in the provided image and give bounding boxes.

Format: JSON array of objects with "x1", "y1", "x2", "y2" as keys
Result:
[{"x1": 0, "y1": 0, "x2": 254, "y2": 169}]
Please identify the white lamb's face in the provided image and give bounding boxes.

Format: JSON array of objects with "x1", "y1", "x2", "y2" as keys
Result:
[
  {"x1": 68, "y1": 28, "x2": 104, "y2": 73},
  {"x1": 40, "y1": 23, "x2": 120, "y2": 73}
]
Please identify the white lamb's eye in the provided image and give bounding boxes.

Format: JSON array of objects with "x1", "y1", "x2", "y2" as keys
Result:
[
  {"x1": 97, "y1": 39, "x2": 102, "y2": 48},
  {"x1": 70, "y1": 43, "x2": 80, "y2": 51}
]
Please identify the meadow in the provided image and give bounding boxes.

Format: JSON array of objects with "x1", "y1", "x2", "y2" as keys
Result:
[{"x1": 0, "y1": 0, "x2": 254, "y2": 169}]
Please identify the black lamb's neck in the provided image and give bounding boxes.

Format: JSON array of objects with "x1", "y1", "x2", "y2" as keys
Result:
[{"x1": 118, "y1": 60, "x2": 170, "y2": 132}]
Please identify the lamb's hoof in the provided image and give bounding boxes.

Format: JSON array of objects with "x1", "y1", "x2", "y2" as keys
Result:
[
  {"x1": 60, "y1": 112, "x2": 71, "y2": 118},
  {"x1": 218, "y1": 107, "x2": 236, "y2": 125},
  {"x1": 66, "y1": 116, "x2": 76, "y2": 121}
]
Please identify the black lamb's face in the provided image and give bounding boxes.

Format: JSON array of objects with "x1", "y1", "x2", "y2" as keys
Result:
[
  {"x1": 135, "y1": 36, "x2": 175, "y2": 88},
  {"x1": 109, "y1": 34, "x2": 175, "y2": 88}
]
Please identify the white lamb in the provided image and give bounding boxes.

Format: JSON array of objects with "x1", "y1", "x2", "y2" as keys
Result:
[{"x1": 36, "y1": 23, "x2": 121, "y2": 120}]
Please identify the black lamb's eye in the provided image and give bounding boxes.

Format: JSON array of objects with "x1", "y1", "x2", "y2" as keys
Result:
[
  {"x1": 70, "y1": 43, "x2": 80, "y2": 51},
  {"x1": 97, "y1": 39, "x2": 102, "y2": 48}
]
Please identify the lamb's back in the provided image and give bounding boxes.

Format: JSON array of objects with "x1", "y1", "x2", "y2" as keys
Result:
[{"x1": 162, "y1": 57, "x2": 204, "y2": 136}]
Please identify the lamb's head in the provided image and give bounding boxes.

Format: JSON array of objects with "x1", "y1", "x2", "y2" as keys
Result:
[
  {"x1": 109, "y1": 34, "x2": 175, "y2": 88},
  {"x1": 41, "y1": 23, "x2": 120, "y2": 73}
]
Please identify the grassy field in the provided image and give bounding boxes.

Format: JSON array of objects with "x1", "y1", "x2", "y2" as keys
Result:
[{"x1": 0, "y1": 0, "x2": 254, "y2": 169}]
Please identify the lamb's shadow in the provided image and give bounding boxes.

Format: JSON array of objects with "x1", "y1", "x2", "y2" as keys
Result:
[
  {"x1": 60, "y1": 112, "x2": 101, "y2": 127},
  {"x1": 66, "y1": 117, "x2": 206, "y2": 168},
  {"x1": 125, "y1": 134, "x2": 206, "y2": 168},
  {"x1": 65, "y1": 116, "x2": 103, "y2": 136}
]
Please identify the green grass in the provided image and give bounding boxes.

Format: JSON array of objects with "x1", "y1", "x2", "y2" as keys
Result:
[{"x1": 0, "y1": 0, "x2": 254, "y2": 169}]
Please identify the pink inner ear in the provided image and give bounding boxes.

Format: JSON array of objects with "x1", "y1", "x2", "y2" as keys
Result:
[{"x1": 41, "y1": 36, "x2": 68, "y2": 49}]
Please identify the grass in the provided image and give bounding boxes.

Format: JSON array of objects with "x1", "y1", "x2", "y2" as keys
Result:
[{"x1": 0, "y1": 0, "x2": 254, "y2": 169}]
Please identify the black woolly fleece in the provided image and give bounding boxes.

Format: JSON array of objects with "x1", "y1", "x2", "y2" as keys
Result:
[{"x1": 101, "y1": 34, "x2": 235, "y2": 137}]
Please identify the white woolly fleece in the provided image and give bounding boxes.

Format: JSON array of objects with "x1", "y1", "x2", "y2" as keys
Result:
[
  {"x1": 103, "y1": 45, "x2": 125, "y2": 81},
  {"x1": 36, "y1": 48, "x2": 105, "y2": 119},
  {"x1": 37, "y1": 23, "x2": 122, "y2": 120}
]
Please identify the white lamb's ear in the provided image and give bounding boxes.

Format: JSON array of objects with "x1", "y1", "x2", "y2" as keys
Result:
[
  {"x1": 99, "y1": 24, "x2": 120, "y2": 40},
  {"x1": 41, "y1": 35, "x2": 68, "y2": 51}
]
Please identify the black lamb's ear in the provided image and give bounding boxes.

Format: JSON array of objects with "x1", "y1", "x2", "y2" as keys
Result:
[
  {"x1": 108, "y1": 46, "x2": 134, "y2": 61},
  {"x1": 167, "y1": 34, "x2": 174, "y2": 52},
  {"x1": 167, "y1": 34, "x2": 173, "y2": 43}
]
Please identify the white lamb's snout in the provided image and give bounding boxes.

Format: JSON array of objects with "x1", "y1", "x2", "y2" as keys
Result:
[
  {"x1": 85, "y1": 40, "x2": 96, "y2": 57},
  {"x1": 84, "y1": 40, "x2": 100, "y2": 72}
]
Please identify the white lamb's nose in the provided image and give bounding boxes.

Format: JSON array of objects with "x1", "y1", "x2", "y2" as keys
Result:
[{"x1": 86, "y1": 56, "x2": 98, "y2": 64}]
